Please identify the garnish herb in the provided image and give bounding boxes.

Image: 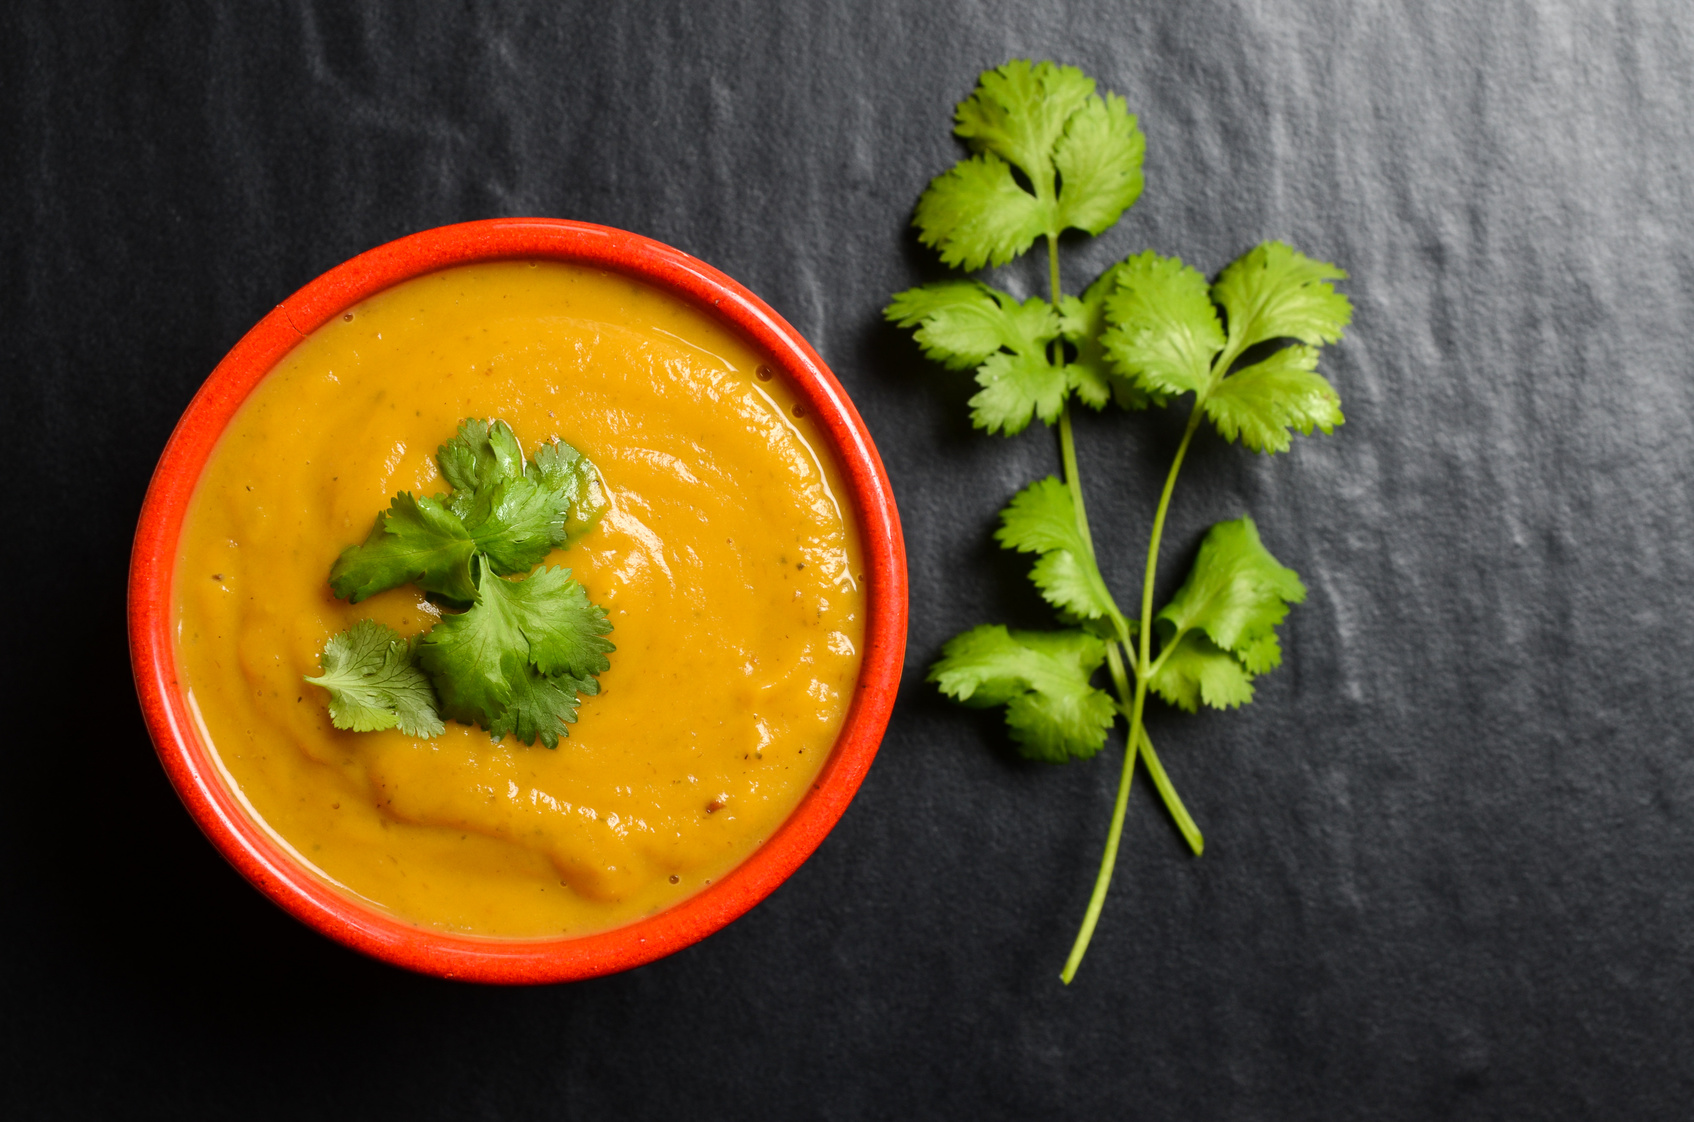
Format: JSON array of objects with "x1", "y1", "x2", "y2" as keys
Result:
[
  {"x1": 306, "y1": 419, "x2": 614, "y2": 749},
  {"x1": 304, "y1": 620, "x2": 444, "y2": 739},
  {"x1": 889, "y1": 61, "x2": 1350, "y2": 982}
]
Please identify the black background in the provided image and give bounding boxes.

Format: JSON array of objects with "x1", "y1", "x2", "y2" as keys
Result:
[{"x1": 5, "y1": 1, "x2": 1693, "y2": 1118}]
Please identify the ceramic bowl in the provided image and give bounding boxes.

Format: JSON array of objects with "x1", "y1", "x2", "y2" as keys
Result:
[{"x1": 128, "y1": 218, "x2": 907, "y2": 983}]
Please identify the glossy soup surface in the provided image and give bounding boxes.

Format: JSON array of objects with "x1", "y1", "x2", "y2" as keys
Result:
[{"x1": 174, "y1": 260, "x2": 864, "y2": 937}]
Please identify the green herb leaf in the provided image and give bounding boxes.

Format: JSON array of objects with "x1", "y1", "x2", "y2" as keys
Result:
[
  {"x1": 529, "y1": 437, "x2": 608, "y2": 542},
  {"x1": 1052, "y1": 92, "x2": 1145, "y2": 236},
  {"x1": 969, "y1": 351, "x2": 1071, "y2": 436},
  {"x1": 1056, "y1": 291, "x2": 1113, "y2": 410},
  {"x1": 1148, "y1": 631, "x2": 1257, "y2": 712},
  {"x1": 1147, "y1": 518, "x2": 1305, "y2": 711},
  {"x1": 487, "y1": 665, "x2": 598, "y2": 749},
  {"x1": 996, "y1": 477, "x2": 1117, "y2": 622},
  {"x1": 500, "y1": 564, "x2": 615, "y2": 678},
  {"x1": 328, "y1": 492, "x2": 478, "y2": 604},
  {"x1": 885, "y1": 281, "x2": 1066, "y2": 436},
  {"x1": 416, "y1": 560, "x2": 613, "y2": 732},
  {"x1": 954, "y1": 59, "x2": 1095, "y2": 185},
  {"x1": 1101, "y1": 244, "x2": 1348, "y2": 452},
  {"x1": 415, "y1": 593, "x2": 516, "y2": 728},
  {"x1": 1059, "y1": 263, "x2": 1169, "y2": 411},
  {"x1": 1202, "y1": 344, "x2": 1344, "y2": 453},
  {"x1": 439, "y1": 417, "x2": 526, "y2": 497},
  {"x1": 913, "y1": 154, "x2": 1051, "y2": 271},
  {"x1": 461, "y1": 476, "x2": 567, "y2": 576},
  {"x1": 1100, "y1": 250, "x2": 1225, "y2": 400},
  {"x1": 930, "y1": 625, "x2": 1115, "y2": 762},
  {"x1": 1212, "y1": 241, "x2": 1352, "y2": 352},
  {"x1": 1236, "y1": 632, "x2": 1283, "y2": 675},
  {"x1": 913, "y1": 61, "x2": 1145, "y2": 271},
  {"x1": 886, "y1": 281, "x2": 1041, "y2": 370},
  {"x1": 329, "y1": 419, "x2": 605, "y2": 604},
  {"x1": 1158, "y1": 517, "x2": 1305, "y2": 655},
  {"x1": 461, "y1": 435, "x2": 608, "y2": 573},
  {"x1": 305, "y1": 620, "x2": 444, "y2": 737}
]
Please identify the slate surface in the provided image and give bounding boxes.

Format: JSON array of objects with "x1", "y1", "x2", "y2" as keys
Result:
[{"x1": 5, "y1": 1, "x2": 1693, "y2": 1118}]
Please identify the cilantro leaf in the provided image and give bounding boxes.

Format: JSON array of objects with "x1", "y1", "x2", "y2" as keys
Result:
[
  {"x1": 439, "y1": 417, "x2": 525, "y2": 497},
  {"x1": 328, "y1": 492, "x2": 478, "y2": 604},
  {"x1": 416, "y1": 589, "x2": 517, "y2": 728},
  {"x1": 495, "y1": 564, "x2": 615, "y2": 678},
  {"x1": 1059, "y1": 263, "x2": 1169, "y2": 412},
  {"x1": 914, "y1": 154, "x2": 1050, "y2": 270},
  {"x1": 461, "y1": 477, "x2": 567, "y2": 576},
  {"x1": 1236, "y1": 632, "x2": 1283, "y2": 675},
  {"x1": 1212, "y1": 241, "x2": 1352, "y2": 352},
  {"x1": 996, "y1": 477, "x2": 1117, "y2": 622},
  {"x1": 416, "y1": 560, "x2": 614, "y2": 730},
  {"x1": 970, "y1": 351, "x2": 1069, "y2": 436},
  {"x1": 1196, "y1": 242, "x2": 1351, "y2": 451},
  {"x1": 1100, "y1": 243, "x2": 1349, "y2": 453},
  {"x1": 1100, "y1": 251, "x2": 1225, "y2": 400},
  {"x1": 954, "y1": 60, "x2": 1095, "y2": 186},
  {"x1": 1056, "y1": 292, "x2": 1113, "y2": 410},
  {"x1": 1148, "y1": 632, "x2": 1256, "y2": 713},
  {"x1": 1158, "y1": 517, "x2": 1305, "y2": 654},
  {"x1": 885, "y1": 281, "x2": 1066, "y2": 436},
  {"x1": 1052, "y1": 91, "x2": 1145, "y2": 236},
  {"x1": 930, "y1": 625, "x2": 1115, "y2": 763},
  {"x1": 886, "y1": 281, "x2": 1040, "y2": 370},
  {"x1": 1147, "y1": 518, "x2": 1305, "y2": 712},
  {"x1": 444, "y1": 428, "x2": 605, "y2": 573},
  {"x1": 305, "y1": 621, "x2": 444, "y2": 737},
  {"x1": 1202, "y1": 344, "x2": 1343, "y2": 453},
  {"x1": 529, "y1": 438, "x2": 608, "y2": 542},
  {"x1": 913, "y1": 61, "x2": 1145, "y2": 270},
  {"x1": 487, "y1": 665, "x2": 598, "y2": 749},
  {"x1": 329, "y1": 422, "x2": 608, "y2": 603}
]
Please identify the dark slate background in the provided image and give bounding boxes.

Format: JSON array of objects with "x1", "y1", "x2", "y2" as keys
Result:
[{"x1": 5, "y1": 1, "x2": 1692, "y2": 1117}]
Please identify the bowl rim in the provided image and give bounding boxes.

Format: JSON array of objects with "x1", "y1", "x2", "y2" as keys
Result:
[{"x1": 127, "y1": 217, "x2": 908, "y2": 984}]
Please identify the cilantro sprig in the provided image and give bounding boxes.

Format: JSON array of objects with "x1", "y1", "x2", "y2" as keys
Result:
[
  {"x1": 889, "y1": 61, "x2": 1350, "y2": 983},
  {"x1": 307, "y1": 419, "x2": 613, "y2": 749},
  {"x1": 331, "y1": 418, "x2": 605, "y2": 603}
]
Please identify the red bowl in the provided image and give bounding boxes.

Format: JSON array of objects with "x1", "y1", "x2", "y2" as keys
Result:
[{"x1": 128, "y1": 218, "x2": 907, "y2": 983}]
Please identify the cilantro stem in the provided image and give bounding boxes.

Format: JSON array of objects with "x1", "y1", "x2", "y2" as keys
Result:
[
  {"x1": 1108, "y1": 629, "x2": 1201, "y2": 852},
  {"x1": 1134, "y1": 717, "x2": 1203, "y2": 856},
  {"x1": 1062, "y1": 408, "x2": 1203, "y2": 982},
  {"x1": 1103, "y1": 633, "x2": 1134, "y2": 695},
  {"x1": 1106, "y1": 629, "x2": 1202, "y2": 854},
  {"x1": 1061, "y1": 721, "x2": 1137, "y2": 983},
  {"x1": 1058, "y1": 409, "x2": 1094, "y2": 551},
  {"x1": 1125, "y1": 408, "x2": 1204, "y2": 812},
  {"x1": 1057, "y1": 710, "x2": 1202, "y2": 983},
  {"x1": 1133, "y1": 410, "x2": 1203, "y2": 698},
  {"x1": 1046, "y1": 233, "x2": 1063, "y2": 315},
  {"x1": 1047, "y1": 233, "x2": 1133, "y2": 648},
  {"x1": 1060, "y1": 408, "x2": 1133, "y2": 643},
  {"x1": 1049, "y1": 234, "x2": 1093, "y2": 567}
]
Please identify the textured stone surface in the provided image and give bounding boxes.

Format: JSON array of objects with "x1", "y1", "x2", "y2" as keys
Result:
[{"x1": 5, "y1": 1, "x2": 1694, "y2": 1117}]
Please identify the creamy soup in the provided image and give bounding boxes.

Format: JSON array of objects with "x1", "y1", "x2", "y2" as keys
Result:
[{"x1": 173, "y1": 260, "x2": 864, "y2": 937}]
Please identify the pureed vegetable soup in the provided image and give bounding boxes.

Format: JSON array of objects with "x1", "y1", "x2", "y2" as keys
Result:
[{"x1": 173, "y1": 260, "x2": 865, "y2": 937}]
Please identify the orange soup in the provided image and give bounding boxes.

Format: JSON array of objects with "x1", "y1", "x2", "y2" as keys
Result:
[{"x1": 173, "y1": 260, "x2": 864, "y2": 937}]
